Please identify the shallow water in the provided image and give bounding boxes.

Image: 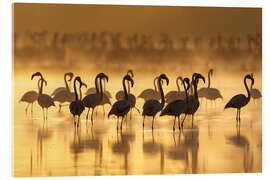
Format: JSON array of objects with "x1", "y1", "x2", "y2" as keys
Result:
[{"x1": 13, "y1": 72, "x2": 262, "y2": 177}]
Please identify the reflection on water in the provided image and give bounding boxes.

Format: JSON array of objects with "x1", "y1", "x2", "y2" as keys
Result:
[{"x1": 13, "y1": 73, "x2": 262, "y2": 177}]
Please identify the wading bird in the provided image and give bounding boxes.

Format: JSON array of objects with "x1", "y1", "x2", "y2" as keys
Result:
[
  {"x1": 165, "y1": 76, "x2": 186, "y2": 103},
  {"x1": 82, "y1": 73, "x2": 109, "y2": 124},
  {"x1": 108, "y1": 75, "x2": 134, "y2": 130},
  {"x1": 225, "y1": 74, "x2": 254, "y2": 123},
  {"x1": 69, "y1": 76, "x2": 85, "y2": 127},
  {"x1": 181, "y1": 73, "x2": 205, "y2": 128},
  {"x1": 19, "y1": 77, "x2": 47, "y2": 114},
  {"x1": 142, "y1": 74, "x2": 169, "y2": 130},
  {"x1": 115, "y1": 69, "x2": 134, "y2": 100},
  {"x1": 32, "y1": 72, "x2": 55, "y2": 120},
  {"x1": 250, "y1": 73, "x2": 262, "y2": 103},
  {"x1": 160, "y1": 78, "x2": 190, "y2": 131},
  {"x1": 51, "y1": 72, "x2": 73, "y2": 96},
  {"x1": 138, "y1": 76, "x2": 161, "y2": 102}
]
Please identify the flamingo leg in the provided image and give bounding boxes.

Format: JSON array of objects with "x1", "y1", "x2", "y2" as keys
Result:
[
  {"x1": 31, "y1": 103, "x2": 33, "y2": 114},
  {"x1": 173, "y1": 116, "x2": 176, "y2": 131},
  {"x1": 25, "y1": 103, "x2": 30, "y2": 114},
  {"x1": 120, "y1": 116, "x2": 124, "y2": 130},
  {"x1": 135, "y1": 107, "x2": 140, "y2": 114},
  {"x1": 192, "y1": 115, "x2": 194, "y2": 128},
  {"x1": 152, "y1": 116, "x2": 155, "y2": 130},
  {"x1": 42, "y1": 108, "x2": 45, "y2": 120},
  {"x1": 86, "y1": 108, "x2": 90, "y2": 121},
  {"x1": 91, "y1": 108, "x2": 94, "y2": 125},
  {"x1": 238, "y1": 109, "x2": 241, "y2": 122},
  {"x1": 117, "y1": 117, "x2": 119, "y2": 130},
  {"x1": 143, "y1": 116, "x2": 145, "y2": 129},
  {"x1": 46, "y1": 108, "x2": 48, "y2": 120},
  {"x1": 77, "y1": 116, "x2": 80, "y2": 127},
  {"x1": 58, "y1": 104, "x2": 62, "y2": 112},
  {"x1": 73, "y1": 115, "x2": 76, "y2": 126},
  {"x1": 178, "y1": 116, "x2": 181, "y2": 130},
  {"x1": 181, "y1": 114, "x2": 187, "y2": 128}
]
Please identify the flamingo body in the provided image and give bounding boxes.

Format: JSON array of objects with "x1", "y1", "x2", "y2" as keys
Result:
[
  {"x1": 51, "y1": 87, "x2": 66, "y2": 96},
  {"x1": 138, "y1": 89, "x2": 160, "y2": 101},
  {"x1": 142, "y1": 100, "x2": 162, "y2": 116},
  {"x1": 250, "y1": 88, "x2": 262, "y2": 99},
  {"x1": 108, "y1": 100, "x2": 131, "y2": 117},
  {"x1": 160, "y1": 100, "x2": 186, "y2": 116},
  {"x1": 225, "y1": 94, "x2": 249, "y2": 109},
  {"x1": 38, "y1": 94, "x2": 55, "y2": 108},
  {"x1": 53, "y1": 90, "x2": 74, "y2": 103},
  {"x1": 20, "y1": 90, "x2": 38, "y2": 103},
  {"x1": 69, "y1": 100, "x2": 85, "y2": 117}
]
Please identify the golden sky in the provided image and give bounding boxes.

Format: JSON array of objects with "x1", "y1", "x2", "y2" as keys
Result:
[{"x1": 13, "y1": 3, "x2": 261, "y2": 35}]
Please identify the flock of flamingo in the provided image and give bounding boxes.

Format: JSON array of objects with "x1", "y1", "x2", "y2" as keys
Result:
[{"x1": 19, "y1": 69, "x2": 262, "y2": 131}]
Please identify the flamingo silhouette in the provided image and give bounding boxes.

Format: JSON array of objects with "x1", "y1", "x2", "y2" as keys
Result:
[
  {"x1": 51, "y1": 72, "x2": 73, "y2": 96},
  {"x1": 165, "y1": 76, "x2": 186, "y2": 103},
  {"x1": 142, "y1": 74, "x2": 169, "y2": 130},
  {"x1": 250, "y1": 73, "x2": 262, "y2": 103},
  {"x1": 181, "y1": 73, "x2": 205, "y2": 128},
  {"x1": 160, "y1": 78, "x2": 190, "y2": 131},
  {"x1": 225, "y1": 74, "x2": 254, "y2": 123},
  {"x1": 82, "y1": 73, "x2": 108, "y2": 124},
  {"x1": 115, "y1": 69, "x2": 134, "y2": 100},
  {"x1": 69, "y1": 76, "x2": 85, "y2": 127},
  {"x1": 108, "y1": 74, "x2": 134, "y2": 130},
  {"x1": 138, "y1": 76, "x2": 161, "y2": 102},
  {"x1": 32, "y1": 72, "x2": 55, "y2": 120},
  {"x1": 19, "y1": 77, "x2": 47, "y2": 114}
]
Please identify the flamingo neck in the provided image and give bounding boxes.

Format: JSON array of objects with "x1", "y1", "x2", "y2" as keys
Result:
[
  {"x1": 99, "y1": 77, "x2": 104, "y2": 101},
  {"x1": 123, "y1": 77, "x2": 128, "y2": 100},
  {"x1": 74, "y1": 79, "x2": 78, "y2": 101},
  {"x1": 158, "y1": 77, "x2": 165, "y2": 108},
  {"x1": 127, "y1": 81, "x2": 130, "y2": 93},
  {"x1": 95, "y1": 75, "x2": 100, "y2": 94},
  {"x1": 64, "y1": 74, "x2": 70, "y2": 92},
  {"x1": 39, "y1": 79, "x2": 44, "y2": 95},
  {"x1": 183, "y1": 80, "x2": 188, "y2": 102},
  {"x1": 207, "y1": 71, "x2": 211, "y2": 88},
  {"x1": 244, "y1": 77, "x2": 251, "y2": 100},
  {"x1": 154, "y1": 77, "x2": 158, "y2": 91},
  {"x1": 193, "y1": 78, "x2": 198, "y2": 100},
  {"x1": 79, "y1": 85, "x2": 82, "y2": 101},
  {"x1": 176, "y1": 77, "x2": 181, "y2": 92},
  {"x1": 38, "y1": 79, "x2": 41, "y2": 92}
]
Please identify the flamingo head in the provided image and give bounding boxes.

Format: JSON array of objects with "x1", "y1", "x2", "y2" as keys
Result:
[
  {"x1": 98, "y1": 73, "x2": 109, "y2": 82},
  {"x1": 246, "y1": 74, "x2": 254, "y2": 86},
  {"x1": 80, "y1": 81, "x2": 87, "y2": 89},
  {"x1": 159, "y1": 74, "x2": 169, "y2": 86},
  {"x1": 195, "y1": 73, "x2": 205, "y2": 84},
  {"x1": 31, "y1": 72, "x2": 43, "y2": 80},
  {"x1": 125, "y1": 74, "x2": 134, "y2": 87},
  {"x1": 183, "y1": 78, "x2": 190, "y2": 90},
  {"x1": 209, "y1": 69, "x2": 214, "y2": 76},
  {"x1": 127, "y1": 69, "x2": 134, "y2": 77},
  {"x1": 66, "y1": 72, "x2": 74, "y2": 81},
  {"x1": 74, "y1": 76, "x2": 82, "y2": 84},
  {"x1": 251, "y1": 73, "x2": 254, "y2": 78}
]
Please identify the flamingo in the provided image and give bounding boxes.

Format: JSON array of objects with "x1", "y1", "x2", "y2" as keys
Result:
[
  {"x1": 19, "y1": 77, "x2": 47, "y2": 114},
  {"x1": 85, "y1": 79, "x2": 112, "y2": 115},
  {"x1": 165, "y1": 76, "x2": 186, "y2": 103},
  {"x1": 32, "y1": 72, "x2": 55, "y2": 120},
  {"x1": 69, "y1": 76, "x2": 85, "y2": 127},
  {"x1": 82, "y1": 73, "x2": 108, "y2": 124},
  {"x1": 225, "y1": 74, "x2": 254, "y2": 123},
  {"x1": 181, "y1": 73, "x2": 205, "y2": 128},
  {"x1": 160, "y1": 78, "x2": 190, "y2": 131},
  {"x1": 200, "y1": 69, "x2": 223, "y2": 104},
  {"x1": 142, "y1": 74, "x2": 169, "y2": 130},
  {"x1": 115, "y1": 69, "x2": 134, "y2": 100},
  {"x1": 250, "y1": 73, "x2": 262, "y2": 103},
  {"x1": 52, "y1": 78, "x2": 87, "y2": 112},
  {"x1": 138, "y1": 76, "x2": 161, "y2": 102},
  {"x1": 51, "y1": 72, "x2": 73, "y2": 96},
  {"x1": 108, "y1": 74, "x2": 134, "y2": 130}
]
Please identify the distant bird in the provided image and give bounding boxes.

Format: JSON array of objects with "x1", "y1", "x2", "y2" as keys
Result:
[
  {"x1": 181, "y1": 73, "x2": 205, "y2": 128},
  {"x1": 225, "y1": 74, "x2": 254, "y2": 122},
  {"x1": 108, "y1": 75, "x2": 134, "y2": 130},
  {"x1": 138, "y1": 76, "x2": 161, "y2": 102},
  {"x1": 250, "y1": 73, "x2": 262, "y2": 103},
  {"x1": 142, "y1": 74, "x2": 169, "y2": 130},
  {"x1": 160, "y1": 78, "x2": 190, "y2": 131},
  {"x1": 32, "y1": 72, "x2": 55, "y2": 120},
  {"x1": 115, "y1": 69, "x2": 134, "y2": 100},
  {"x1": 69, "y1": 76, "x2": 85, "y2": 127},
  {"x1": 51, "y1": 72, "x2": 73, "y2": 96},
  {"x1": 165, "y1": 76, "x2": 186, "y2": 103},
  {"x1": 19, "y1": 77, "x2": 46, "y2": 114},
  {"x1": 82, "y1": 73, "x2": 109, "y2": 124}
]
